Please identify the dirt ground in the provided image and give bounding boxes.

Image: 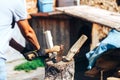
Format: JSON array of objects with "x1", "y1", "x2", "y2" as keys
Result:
[
  {"x1": 6, "y1": 59, "x2": 120, "y2": 80},
  {"x1": 6, "y1": 57, "x2": 119, "y2": 80}
]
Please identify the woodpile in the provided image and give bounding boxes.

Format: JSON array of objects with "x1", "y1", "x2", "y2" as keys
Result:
[
  {"x1": 56, "y1": 0, "x2": 75, "y2": 7},
  {"x1": 80, "y1": 0, "x2": 119, "y2": 12},
  {"x1": 26, "y1": 0, "x2": 38, "y2": 14}
]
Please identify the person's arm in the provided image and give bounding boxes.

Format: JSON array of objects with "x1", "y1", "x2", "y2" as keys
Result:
[
  {"x1": 9, "y1": 20, "x2": 61, "y2": 60},
  {"x1": 17, "y1": 19, "x2": 40, "y2": 50},
  {"x1": 17, "y1": 19, "x2": 61, "y2": 53},
  {"x1": 9, "y1": 38, "x2": 61, "y2": 61},
  {"x1": 9, "y1": 38, "x2": 61, "y2": 54}
]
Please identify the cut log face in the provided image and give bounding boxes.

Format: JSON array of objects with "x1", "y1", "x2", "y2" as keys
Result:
[{"x1": 45, "y1": 60, "x2": 75, "y2": 80}]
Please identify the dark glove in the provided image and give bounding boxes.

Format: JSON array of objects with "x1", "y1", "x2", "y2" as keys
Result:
[
  {"x1": 37, "y1": 48, "x2": 46, "y2": 56},
  {"x1": 22, "y1": 50, "x2": 38, "y2": 61},
  {"x1": 20, "y1": 47, "x2": 38, "y2": 61},
  {"x1": 21, "y1": 47, "x2": 45, "y2": 61}
]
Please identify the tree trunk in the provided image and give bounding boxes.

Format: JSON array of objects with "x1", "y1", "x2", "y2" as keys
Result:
[{"x1": 44, "y1": 59, "x2": 75, "y2": 80}]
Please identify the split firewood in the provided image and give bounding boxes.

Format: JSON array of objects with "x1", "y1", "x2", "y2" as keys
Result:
[
  {"x1": 53, "y1": 0, "x2": 56, "y2": 11},
  {"x1": 44, "y1": 30, "x2": 57, "y2": 59},
  {"x1": 80, "y1": 0, "x2": 120, "y2": 13},
  {"x1": 107, "y1": 77, "x2": 120, "y2": 80},
  {"x1": 63, "y1": 34, "x2": 88, "y2": 61},
  {"x1": 44, "y1": 30, "x2": 64, "y2": 63}
]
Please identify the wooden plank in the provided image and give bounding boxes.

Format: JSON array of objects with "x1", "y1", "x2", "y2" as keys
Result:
[
  {"x1": 57, "y1": 0, "x2": 75, "y2": 7},
  {"x1": 107, "y1": 77, "x2": 120, "y2": 80},
  {"x1": 63, "y1": 34, "x2": 88, "y2": 61},
  {"x1": 56, "y1": 5, "x2": 120, "y2": 31},
  {"x1": 53, "y1": 0, "x2": 56, "y2": 10},
  {"x1": 30, "y1": 11, "x2": 63, "y2": 17},
  {"x1": 44, "y1": 30, "x2": 57, "y2": 59}
]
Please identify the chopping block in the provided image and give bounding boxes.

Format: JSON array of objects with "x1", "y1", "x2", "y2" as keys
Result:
[{"x1": 44, "y1": 34, "x2": 88, "y2": 80}]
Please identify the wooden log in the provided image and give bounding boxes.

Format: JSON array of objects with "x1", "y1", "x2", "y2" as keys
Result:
[
  {"x1": 107, "y1": 77, "x2": 120, "y2": 80},
  {"x1": 44, "y1": 30, "x2": 57, "y2": 59},
  {"x1": 91, "y1": 23, "x2": 100, "y2": 50},
  {"x1": 53, "y1": 0, "x2": 57, "y2": 11},
  {"x1": 45, "y1": 59, "x2": 75, "y2": 80},
  {"x1": 90, "y1": 23, "x2": 110, "y2": 50},
  {"x1": 26, "y1": 0, "x2": 38, "y2": 14},
  {"x1": 64, "y1": 34, "x2": 88, "y2": 61},
  {"x1": 44, "y1": 34, "x2": 87, "y2": 80},
  {"x1": 76, "y1": 0, "x2": 80, "y2": 6}
]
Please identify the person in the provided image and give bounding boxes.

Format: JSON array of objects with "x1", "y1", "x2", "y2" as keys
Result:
[
  {"x1": 85, "y1": 48, "x2": 120, "y2": 77},
  {"x1": 0, "y1": 0, "x2": 61, "y2": 80},
  {"x1": 86, "y1": 29, "x2": 120, "y2": 70}
]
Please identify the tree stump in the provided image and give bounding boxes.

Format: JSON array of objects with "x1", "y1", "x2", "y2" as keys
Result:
[
  {"x1": 44, "y1": 34, "x2": 87, "y2": 80},
  {"x1": 44, "y1": 59, "x2": 75, "y2": 80}
]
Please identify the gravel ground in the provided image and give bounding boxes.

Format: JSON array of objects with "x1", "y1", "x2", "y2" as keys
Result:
[{"x1": 6, "y1": 59, "x2": 45, "y2": 80}]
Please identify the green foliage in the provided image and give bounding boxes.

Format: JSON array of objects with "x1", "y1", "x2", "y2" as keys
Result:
[{"x1": 14, "y1": 57, "x2": 45, "y2": 72}]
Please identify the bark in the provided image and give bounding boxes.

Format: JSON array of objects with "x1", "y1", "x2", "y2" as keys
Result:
[{"x1": 44, "y1": 59, "x2": 75, "y2": 80}]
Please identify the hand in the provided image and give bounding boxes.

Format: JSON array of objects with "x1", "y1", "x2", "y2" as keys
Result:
[
  {"x1": 49, "y1": 45, "x2": 64, "y2": 53},
  {"x1": 51, "y1": 45, "x2": 61, "y2": 52},
  {"x1": 22, "y1": 50, "x2": 38, "y2": 61},
  {"x1": 20, "y1": 47, "x2": 38, "y2": 61}
]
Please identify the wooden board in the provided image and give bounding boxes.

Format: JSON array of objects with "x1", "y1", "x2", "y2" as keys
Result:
[
  {"x1": 64, "y1": 34, "x2": 88, "y2": 61},
  {"x1": 56, "y1": 5, "x2": 120, "y2": 31},
  {"x1": 107, "y1": 77, "x2": 120, "y2": 80}
]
